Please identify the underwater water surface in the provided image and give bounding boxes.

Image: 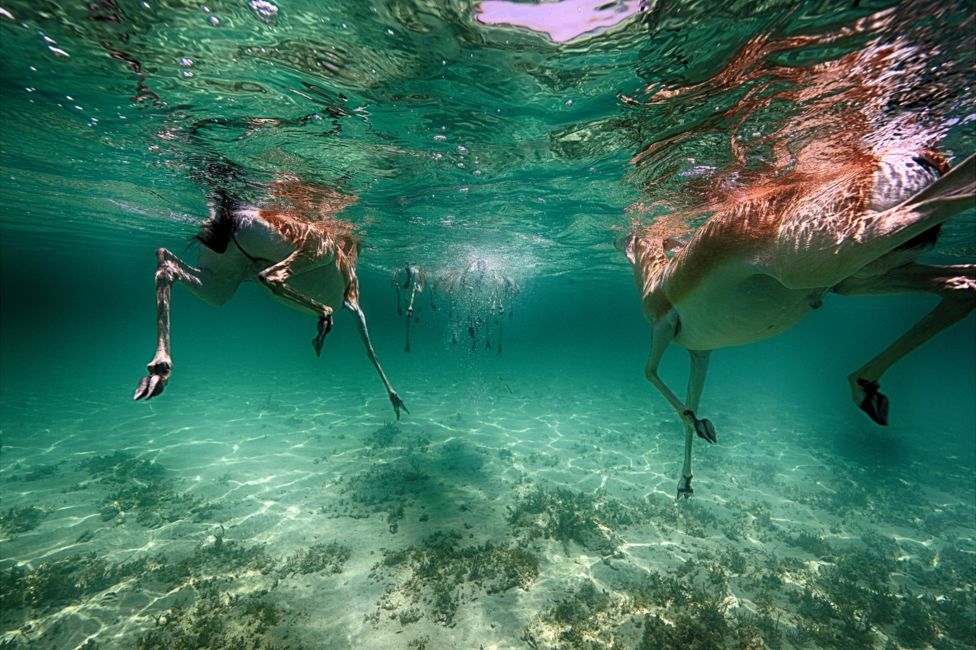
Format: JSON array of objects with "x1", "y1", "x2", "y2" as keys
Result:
[{"x1": 1, "y1": 1, "x2": 975, "y2": 649}]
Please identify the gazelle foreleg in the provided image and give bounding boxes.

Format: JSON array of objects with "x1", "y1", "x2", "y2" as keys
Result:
[
  {"x1": 404, "y1": 281, "x2": 423, "y2": 353},
  {"x1": 644, "y1": 313, "x2": 717, "y2": 496},
  {"x1": 134, "y1": 248, "x2": 229, "y2": 400},
  {"x1": 406, "y1": 280, "x2": 421, "y2": 318},
  {"x1": 834, "y1": 263, "x2": 975, "y2": 425},
  {"x1": 257, "y1": 250, "x2": 337, "y2": 356},
  {"x1": 344, "y1": 298, "x2": 408, "y2": 420},
  {"x1": 645, "y1": 313, "x2": 717, "y2": 439},
  {"x1": 678, "y1": 350, "x2": 712, "y2": 497},
  {"x1": 393, "y1": 271, "x2": 403, "y2": 315}
]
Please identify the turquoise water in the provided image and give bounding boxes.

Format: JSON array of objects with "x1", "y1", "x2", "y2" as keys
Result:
[{"x1": 1, "y1": 1, "x2": 975, "y2": 648}]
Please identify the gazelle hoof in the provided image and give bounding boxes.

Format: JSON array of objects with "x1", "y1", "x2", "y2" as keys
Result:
[
  {"x1": 389, "y1": 392, "x2": 408, "y2": 420},
  {"x1": 134, "y1": 360, "x2": 170, "y2": 401},
  {"x1": 312, "y1": 314, "x2": 334, "y2": 357},
  {"x1": 695, "y1": 418, "x2": 717, "y2": 443},
  {"x1": 133, "y1": 374, "x2": 165, "y2": 400},
  {"x1": 857, "y1": 378, "x2": 889, "y2": 426},
  {"x1": 684, "y1": 410, "x2": 717, "y2": 443}
]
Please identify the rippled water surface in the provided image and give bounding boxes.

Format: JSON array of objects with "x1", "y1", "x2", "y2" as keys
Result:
[{"x1": 1, "y1": 1, "x2": 974, "y2": 649}]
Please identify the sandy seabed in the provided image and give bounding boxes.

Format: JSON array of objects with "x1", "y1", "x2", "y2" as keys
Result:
[{"x1": 1, "y1": 370, "x2": 974, "y2": 650}]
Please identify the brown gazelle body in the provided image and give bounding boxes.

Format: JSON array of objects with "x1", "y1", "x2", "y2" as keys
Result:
[
  {"x1": 133, "y1": 178, "x2": 407, "y2": 420},
  {"x1": 619, "y1": 149, "x2": 975, "y2": 497}
]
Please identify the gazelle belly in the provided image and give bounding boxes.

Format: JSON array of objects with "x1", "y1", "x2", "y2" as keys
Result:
[
  {"x1": 673, "y1": 273, "x2": 824, "y2": 350},
  {"x1": 288, "y1": 266, "x2": 347, "y2": 310}
]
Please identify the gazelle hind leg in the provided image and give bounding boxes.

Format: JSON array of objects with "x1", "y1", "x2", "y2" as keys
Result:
[
  {"x1": 833, "y1": 263, "x2": 975, "y2": 424},
  {"x1": 852, "y1": 155, "x2": 975, "y2": 274},
  {"x1": 642, "y1": 313, "x2": 715, "y2": 497},
  {"x1": 134, "y1": 248, "x2": 238, "y2": 400},
  {"x1": 256, "y1": 250, "x2": 337, "y2": 356},
  {"x1": 777, "y1": 154, "x2": 974, "y2": 289},
  {"x1": 344, "y1": 297, "x2": 408, "y2": 420}
]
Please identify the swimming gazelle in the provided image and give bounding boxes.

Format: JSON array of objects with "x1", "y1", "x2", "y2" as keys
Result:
[
  {"x1": 392, "y1": 264, "x2": 428, "y2": 352},
  {"x1": 618, "y1": 150, "x2": 975, "y2": 497},
  {"x1": 133, "y1": 180, "x2": 408, "y2": 420}
]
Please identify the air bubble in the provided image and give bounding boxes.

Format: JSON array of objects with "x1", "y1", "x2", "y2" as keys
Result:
[{"x1": 249, "y1": 0, "x2": 278, "y2": 22}]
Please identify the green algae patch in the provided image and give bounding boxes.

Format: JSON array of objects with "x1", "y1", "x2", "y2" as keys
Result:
[
  {"x1": 79, "y1": 452, "x2": 219, "y2": 528},
  {"x1": 370, "y1": 530, "x2": 539, "y2": 627},
  {"x1": 135, "y1": 581, "x2": 287, "y2": 650},
  {"x1": 278, "y1": 542, "x2": 351, "y2": 577},
  {"x1": 0, "y1": 506, "x2": 48, "y2": 535},
  {"x1": 0, "y1": 530, "x2": 352, "y2": 649}
]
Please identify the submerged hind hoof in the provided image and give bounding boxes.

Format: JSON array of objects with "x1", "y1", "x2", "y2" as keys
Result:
[
  {"x1": 389, "y1": 392, "x2": 408, "y2": 420},
  {"x1": 312, "y1": 313, "x2": 334, "y2": 357},
  {"x1": 857, "y1": 378, "x2": 890, "y2": 426}
]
